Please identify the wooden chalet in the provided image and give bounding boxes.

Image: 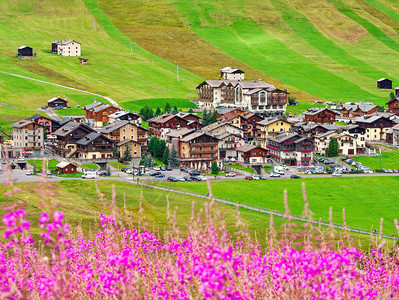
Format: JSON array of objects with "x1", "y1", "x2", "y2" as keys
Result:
[
  {"x1": 75, "y1": 132, "x2": 114, "y2": 160},
  {"x1": 148, "y1": 114, "x2": 201, "y2": 138},
  {"x1": 236, "y1": 145, "x2": 267, "y2": 165},
  {"x1": 386, "y1": 98, "x2": 399, "y2": 114},
  {"x1": 116, "y1": 139, "x2": 141, "y2": 159},
  {"x1": 47, "y1": 97, "x2": 68, "y2": 108},
  {"x1": 17, "y1": 46, "x2": 34, "y2": 58},
  {"x1": 178, "y1": 132, "x2": 218, "y2": 170},
  {"x1": 303, "y1": 107, "x2": 338, "y2": 124},
  {"x1": 56, "y1": 162, "x2": 77, "y2": 174},
  {"x1": 377, "y1": 78, "x2": 392, "y2": 90},
  {"x1": 354, "y1": 115, "x2": 394, "y2": 141},
  {"x1": 339, "y1": 102, "x2": 379, "y2": 118}
]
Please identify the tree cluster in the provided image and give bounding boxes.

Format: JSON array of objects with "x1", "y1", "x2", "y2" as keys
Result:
[
  {"x1": 148, "y1": 137, "x2": 166, "y2": 160},
  {"x1": 202, "y1": 109, "x2": 218, "y2": 126},
  {"x1": 139, "y1": 105, "x2": 154, "y2": 121}
]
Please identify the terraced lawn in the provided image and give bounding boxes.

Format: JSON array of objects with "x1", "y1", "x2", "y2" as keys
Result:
[{"x1": 354, "y1": 145, "x2": 399, "y2": 170}]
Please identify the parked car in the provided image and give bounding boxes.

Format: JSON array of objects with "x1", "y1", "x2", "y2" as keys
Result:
[
  {"x1": 160, "y1": 166, "x2": 166, "y2": 171},
  {"x1": 259, "y1": 175, "x2": 267, "y2": 180},
  {"x1": 41, "y1": 106, "x2": 48, "y2": 109},
  {"x1": 149, "y1": 171, "x2": 161, "y2": 176},
  {"x1": 167, "y1": 176, "x2": 178, "y2": 182},
  {"x1": 225, "y1": 172, "x2": 236, "y2": 177},
  {"x1": 98, "y1": 170, "x2": 108, "y2": 176},
  {"x1": 155, "y1": 174, "x2": 165, "y2": 178},
  {"x1": 26, "y1": 170, "x2": 32, "y2": 176},
  {"x1": 153, "y1": 167, "x2": 161, "y2": 171},
  {"x1": 230, "y1": 157, "x2": 237, "y2": 162},
  {"x1": 176, "y1": 177, "x2": 186, "y2": 181},
  {"x1": 190, "y1": 176, "x2": 201, "y2": 181},
  {"x1": 183, "y1": 176, "x2": 192, "y2": 181},
  {"x1": 46, "y1": 170, "x2": 52, "y2": 176},
  {"x1": 245, "y1": 176, "x2": 253, "y2": 180},
  {"x1": 188, "y1": 170, "x2": 201, "y2": 176},
  {"x1": 392, "y1": 169, "x2": 398, "y2": 173},
  {"x1": 332, "y1": 172, "x2": 342, "y2": 177},
  {"x1": 166, "y1": 166, "x2": 172, "y2": 171},
  {"x1": 125, "y1": 169, "x2": 133, "y2": 174},
  {"x1": 180, "y1": 167, "x2": 187, "y2": 172},
  {"x1": 197, "y1": 176, "x2": 207, "y2": 181},
  {"x1": 290, "y1": 174, "x2": 301, "y2": 179},
  {"x1": 270, "y1": 173, "x2": 281, "y2": 177},
  {"x1": 252, "y1": 175, "x2": 260, "y2": 180}
]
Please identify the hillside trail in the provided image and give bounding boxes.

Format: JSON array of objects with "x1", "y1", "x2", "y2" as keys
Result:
[{"x1": 0, "y1": 70, "x2": 121, "y2": 108}]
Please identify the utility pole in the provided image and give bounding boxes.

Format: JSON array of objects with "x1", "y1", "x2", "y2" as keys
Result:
[
  {"x1": 380, "y1": 148, "x2": 382, "y2": 169},
  {"x1": 93, "y1": 18, "x2": 97, "y2": 31},
  {"x1": 129, "y1": 43, "x2": 134, "y2": 55},
  {"x1": 176, "y1": 64, "x2": 180, "y2": 81}
]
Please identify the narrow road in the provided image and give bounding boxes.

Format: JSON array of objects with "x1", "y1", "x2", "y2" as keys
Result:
[{"x1": 0, "y1": 70, "x2": 121, "y2": 108}]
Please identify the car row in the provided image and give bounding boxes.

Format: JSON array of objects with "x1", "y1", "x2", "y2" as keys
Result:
[
  {"x1": 245, "y1": 175, "x2": 267, "y2": 180},
  {"x1": 168, "y1": 175, "x2": 206, "y2": 182},
  {"x1": 342, "y1": 158, "x2": 373, "y2": 173},
  {"x1": 180, "y1": 167, "x2": 202, "y2": 176}
]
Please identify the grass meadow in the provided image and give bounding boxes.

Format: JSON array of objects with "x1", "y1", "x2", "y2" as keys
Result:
[
  {"x1": 354, "y1": 146, "x2": 399, "y2": 170},
  {"x1": 153, "y1": 176, "x2": 399, "y2": 234}
]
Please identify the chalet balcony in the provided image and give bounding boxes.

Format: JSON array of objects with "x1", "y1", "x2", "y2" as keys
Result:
[
  {"x1": 190, "y1": 149, "x2": 218, "y2": 154},
  {"x1": 189, "y1": 142, "x2": 217, "y2": 147}
]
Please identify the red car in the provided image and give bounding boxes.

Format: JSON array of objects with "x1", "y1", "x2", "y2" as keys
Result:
[
  {"x1": 392, "y1": 169, "x2": 398, "y2": 173},
  {"x1": 245, "y1": 176, "x2": 253, "y2": 180}
]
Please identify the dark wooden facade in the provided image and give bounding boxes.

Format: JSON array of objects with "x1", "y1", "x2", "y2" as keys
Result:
[
  {"x1": 179, "y1": 133, "x2": 218, "y2": 169},
  {"x1": 386, "y1": 98, "x2": 399, "y2": 114},
  {"x1": 76, "y1": 134, "x2": 114, "y2": 158},
  {"x1": 304, "y1": 108, "x2": 337, "y2": 124},
  {"x1": 148, "y1": 115, "x2": 200, "y2": 137},
  {"x1": 47, "y1": 97, "x2": 68, "y2": 108},
  {"x1": 53, "y1": 123, "x2": 94, "y2": 157},
  {"x1": 238, "y1": 146, "x2": 267, "y2": 163},
  {"x1": 377, "y1": 78, "x2": 392, "y2": 90},
  {"x1": 17, "y1": 46, "x2": 33, "y2": 57},
  {"x1": 57, "y1": 163, "x2": 77, "y2": 174}
]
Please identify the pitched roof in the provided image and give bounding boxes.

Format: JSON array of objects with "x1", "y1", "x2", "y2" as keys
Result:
[
  {"x1": 257, "y1": 118, "x2": 289, "y2": 126},
  {"x1": 314, "y1": 130, "x2": 337, "y2": 139},
  {"x1": 56, "y1": 161, "x2": 76, "y2": 168},
  {"x1": 108, "y1": 111, "x2": 140, "y2": 120},
  {"x1": 176, "y1": 112, "x2": 199, "y2": 119},
  {"x1": 47, "y1": 97, "x2": 67, "y2": 103},
  {"x1": 84, "y1": 102, "x2": 103, "y2": 110},
  {"x1": 377, "y1": 78, "x2": 391, "y2": 82},
  {"x1": 303, "y1": 107, "x2": 338, "y2": 116},
  {"x1": 116, "y1": 139, "x2": 140, "y2": 146},
  {"x1": 18, "y1": 46, "x2": 31, "y2": 50},
  {"x1": 197, "y1": 80, "x2": 275, "y2": 90},
  {"x1": 236, "y1": 144, "x2": 259, "y2": 153},
  {"x1": 215, "y1": 132, "x2": 242, "y2": 140},
  {"x1": 53, "y1": 39, "x2": 80, "y2": 45},
  {"x1": 166, "y1": 128, "x2": 195, "y2": 138},
  {"x1": 340, "y1": 102, "x2": 378, "y2": 113},
  {"x1": 386, "y1": 98, "x2": 399, "y2": 105},
  {"x1": 269, "y1": 133, "x2": 299, "y2": 143},
  {"x1": 11, "y1": 120, "x2": 43, "y2": 129},
  {"x1": 53, "y1": 122, "x2": 93, "y2": 137},
  {"x1": 220, "y1": 67, "x2": 244, "y2": 74},
  {"x1": 75, "y1": 132, "x2": 103, "y2": 146},
  {"x1": 354, "y1": 115, "x2": 391, "y2": 124},
  {"x1": 98, "y1": 120, "x2": 128, "y2": 133},
  {"x1": 180, "y1": 132, "x2": 215, "y2": 142},
  {"x1": 26, "y1": 114, "x2": 53, "y2": 122},
  {"x1": 93, "y1": 104, "x2": 110, "y2": 113}
]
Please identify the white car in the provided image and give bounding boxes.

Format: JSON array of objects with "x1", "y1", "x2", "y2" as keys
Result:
[
  {"x1": 270, "y1": 172, "x2": 281, "y2": 177},
  {"x1": 197, "y1": 176, "x2": 207, "y2": 181},
  {"x1": 252, "y1": 175, "x2": 260, "y2": 180},
  {"x1": 176, "y1": 177, "x2": 186, "y2": 181},
  {"x1": 25, "y1": 170, "x2": 32, "y2": 176},
  {"x1": 332, "y1": 172, "x2": 342, "y2": 177},
  {"x1": 225, "y1": 172, "x2": 236, "y2": 177},
  {"x1": 229, "y1": 157, "x2": 237, "y2": 162},
  {"x1": 153, "y1": 167, "x2": 161, "y2": 171},
  {"x1": 125, "y1": 169, "x2": 133, "y2": 174}
]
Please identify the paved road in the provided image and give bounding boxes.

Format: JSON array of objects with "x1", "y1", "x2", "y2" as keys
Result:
[
  {"x1": 0, "y1": 70, "x2": 121, "y2": 108},
  {"x1": 40, "y1": 108, "x2": 62, "y2": 122}
]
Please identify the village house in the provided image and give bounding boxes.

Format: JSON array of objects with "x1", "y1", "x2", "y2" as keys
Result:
[
  {"x1": 303, "y1": 107, "x2": 338, "y2": 124},
  {"x1": 338, "y1": 102, "x2": 379, "y2": 119},
  {"x1": 392, "y1": 124, "x2": 399, "y2": 146},
  {"x1": 17, "y1": 46, "x2": 34, "y2": 58},
  {"x1": 386, "y1": 98, "x2": 399, "y2": 114},
  {"x1": 75, "y1": 132, "x2": 114, "y2": 160},
  {"x1": 176, "y1": 112, "x2": 201, "y2": 123},
  {"x1": 178, "y1": 132, "x2": 219, "y2": 170},
  {"x1": 216, "y1": 107, "x2": 245, "y2": 118},
  {"x1": 53, "y1": 122, "x2": 95, "y2": 158},
  {"x1": 108, "y1": 111, "x2": 142, "y2": 125},
  {"x1": 148, "y1": 114, "x2": 201, "y2": 139},
  {"x1": 166, "y1": 128, "x2": 196, "y2": 153},
  {"x1": 47, "y1": 97, "x2": 68, "y2": 109},
  {"x1": 257, "y1": 118, "x2": 292, "y2": 149},
  {"x1": 116, "y1": 139, "x2": 141, "y2": 159},
  {"x1": 313, "y1": 131, "x2": 338, "y2": 155},
  {"x1": 51, "y1": 40, "x2": 81, "y2": 56},
  {"x1": 56, "y1": 162, "x2": 77, "y2": 174},
  {"x1": 201, "y1": 122, "x2": 243, "y2": 138},
  {"x1": 220, "y1": 67, "x2": 245, "y2": 80},
  {"x1": 83, "y1": 102, "x2": 103, "y2": 121},
  {"x1": 91, "y1": 104, "x2": 122, "y2": 127},
  {"x1": 217, "y1": 113, "x2": 251, "y2": 139},
  {"x1": 354, "y1": 115, "x2": 394, "y2": 141},
  {"x1": 377, "y1": 78, "x2": 392, "y2": 90},
  {"x1": 267, "y1": 133, "x2": 313, "y2": 166},
  {"x1": 98, "y1": 120, "x2": 148, "y2": 153},
  {"x1": 26, "y1": 114, "x2": 55, "y2": 135},
  {"x1": 236, "y1": 145, "x2": 268, "y2": 165},
  {"x1": 196, "y1": 73, "x2": 288, "y2": 115},
  {"x1": 11, "y1": 120, "x2": 45, "y2": 157},
  {"x1": 293, "y1": 123, "x2": 338, "y2": 139},
  {"x1": 214, "y1": 132, "x2": 245, "y2": 160},
  {"x1": 339, "y1": 125, "x2": 366, "y2": 154}
]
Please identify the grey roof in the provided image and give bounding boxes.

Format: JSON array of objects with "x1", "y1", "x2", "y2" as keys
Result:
[
  {"x1": 354, "y1": 115, "x2": 387, "y2": 124},
  {"x1": 180, "y1": 132, "x2": 214, "y2": 142},
  {"x1": 93, "y1": 104, "x2": 110, "y2": 113},
  {"x1": 108, "y1": 111, "x2": 140, "y2": 119},
  {"x1": 272, "y1": 133, "x2": 298, "y2": 143},
  {"x1": 56, "y1": 161, "x2": 76, "y2": 168},
  {"x1": 53, "y1": 39, "x2": 80, "y2": 45},
  {"x1": 215, "y1": 132, "x2": 242, "y2": 140},
  {"x1": 166, "y1": 128, "x2": 195, "y2": 138},
  {"x1": 321, "y1": 124, "x2": 338, "y2": 131},
  {"x1": 377, "y1": 78, "x2": 391, "y2": 82},
  {"x1": 216, "y1": 107, "x2": 236, "y2": 115},
  {"x1": 26, "y1": 114, "x2": 52, "y2": 121},
  {"x1": 199, "y1": 80, "x2": 275, "y2": 90},
  {"x1": 393, "y1": 124, "x2": 399, "y2": 130},
  {"x1": 176, "y1": 112, "x2": 198, "y2": 119},
  {"x1": 75, "y1": 132, "x2": 102, "y2": 146},
  {"x1": 98, "y1": 120, "x2": 128, "y2": 133},
  {"x1": 235, "y1": 144, "x2": 258, "y2": 152},
  {"x1": 53, "y1": 122, "x2": 88, "y2": 137},
  {"x1": 314, "y1": 130, "x2": 337, "y2": 139},
  {"x1": 340, "y1": 102, "x2": 378, "y2": 113},
  {"x1": 11, "y1": 120, "x2": 39, "y2": 128},
  {"x1": 84, "y1": 102, "x2": 103, "y2": 110},
  {"x1": 303, "y1": 107, "x2": 337, "y2": 116},
  {"x1": 257, "y1": 118, "x2": 288, "y2": 126}
]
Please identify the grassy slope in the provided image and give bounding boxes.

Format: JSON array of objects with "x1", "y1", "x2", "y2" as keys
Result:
[
  {"x1": 354, "y1": 145, "x2": 399, "y2": 170},
  {"x1": 154, "y1": 176, "x2": 399, "y2": 234},
  {"x1": 0, "y1": 0, "x2": 201, "y2": 132}
]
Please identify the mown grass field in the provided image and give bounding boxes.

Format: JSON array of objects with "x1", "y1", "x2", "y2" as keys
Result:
[
  {"x1": 354, "y1": 145, "x2": 399, "y2": 170},
  {"x1": 153, "y1": 176, "x2": 399, "y2": 235},
  {"x1": 27, "y1": 159, "x2": 59, "y2": 172}
]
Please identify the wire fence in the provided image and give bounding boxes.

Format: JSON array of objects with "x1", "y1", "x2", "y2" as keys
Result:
[{"x1": 135, "y1": 181, "x2": 397, "y2": 240}]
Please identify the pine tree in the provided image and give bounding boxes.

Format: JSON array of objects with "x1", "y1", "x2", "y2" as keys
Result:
[
  {"x1": 208, "y1": 110, "x2": 218, "y2": 125},
  {"x1": 390, "y1": 92, "x2": 396, "y2": 100},
  {"x1": 156, "y1": 140, "x2": 166, "y2": 159},
  {"x1": 112, "y1": 146, "x2": 120, "y2": 159},
  {"x1": 211, "y1": 161, "x2": 220, "y2": 175},
  {"x1": 162, "y1": 147, "x2": 169, "y2": 165},
  {"x1": 155, "y1": 107, "x2": 161, "y2": 116},
  {"x1": 139, "y1": 155, "x2": 146, "y2": 166},
  {"x1": 326, "y1": 138, "x2": 339, "y2": 157},
  {"x1": 144, "y1": 156, "x2": 153, "y2": 168},
  {"x1": 171, "y1": 106, "x2": 179, "y2": 114},
  {"x1": 32, "y1": 165, "x2": 37, "y2": 175},
  {"x1": 202, "y1": 109, "x2": 209, "y2": 126},
  {"x1": 122, "y1": 145, "x2": 132, "y2": 161},
  {"x1": 168, "y1": 146, "x2": 180, "y2": 168},
  {"x1": 188, "y1": 108, "x2": 194, "y2": 113},
  {"x1": 164, "y1": 102, "x2": 171, "y2": 114}
]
